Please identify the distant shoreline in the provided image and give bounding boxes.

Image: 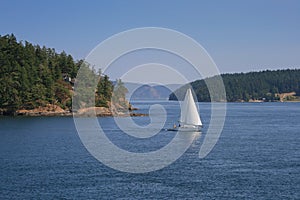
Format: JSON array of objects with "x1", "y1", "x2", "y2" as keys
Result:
[{"x1": 1, "y1": 100, "x2": 300, "y2": 117}]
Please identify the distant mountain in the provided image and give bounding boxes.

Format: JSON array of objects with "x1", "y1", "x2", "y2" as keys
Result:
[
  {"x1": 130, "y1": 85, "x2": 171, "y2": 100},
  {"x1": 169, "y1": 69, "x2": 300, "y2": 102},
  {"x1": 124, "y1": 82, "x2": 181, "y2": 100}
]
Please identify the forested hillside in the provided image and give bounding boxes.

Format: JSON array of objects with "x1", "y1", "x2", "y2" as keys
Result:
[
  {"x1": 169, "y1": 69, "x2": 300, "y2": 102},
  {"x1": 0, "y1": 34, "x2": 124, "y2": 115}
]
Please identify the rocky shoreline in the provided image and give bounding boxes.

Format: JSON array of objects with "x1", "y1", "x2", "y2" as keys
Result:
[
  {"x1": 74, "y1": 107, "x2": 147, "y2": 117},
  {"x1": 0, "y1": 104, "x2": 147, "y2": 117}
]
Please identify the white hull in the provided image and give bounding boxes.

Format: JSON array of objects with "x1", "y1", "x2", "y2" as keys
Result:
[{"x1": 167, "y1": 126, "x2": 202, "y2": 132}]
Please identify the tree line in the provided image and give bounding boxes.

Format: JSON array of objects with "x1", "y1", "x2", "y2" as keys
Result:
[
  {"x1": 0, "y1": 34, "x2": 127, "y2": 114},
  {"x1": 169, "y1": 69, "x2": 300, "y2": 102}
]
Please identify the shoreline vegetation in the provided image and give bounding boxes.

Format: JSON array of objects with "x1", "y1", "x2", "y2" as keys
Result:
[
  {"x1": 170, "y1": 69, "x2": 300, "y2": 102},
  {"x1": 0, "y1": 34, "x2": 148, "y2": 117},
  {"x1": 0, "y1": 104, "x2": 146, "y2": 117}
]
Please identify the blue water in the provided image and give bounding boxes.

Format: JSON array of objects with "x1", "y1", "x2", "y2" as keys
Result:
[{"x1": 0, "y1": 102, "x2": 299, "y2": 199}]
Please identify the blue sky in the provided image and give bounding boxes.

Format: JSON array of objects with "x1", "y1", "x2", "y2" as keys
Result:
[{"x1": 1, "y1": 0, "x2": 300, "y2": 73}]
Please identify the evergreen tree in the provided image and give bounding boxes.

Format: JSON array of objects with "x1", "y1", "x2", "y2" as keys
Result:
[
  {"x1": 170, "y1": 69, "x2": 300, "y2": 102},
  {"x1": 0, "y1": 34, "x2": 127, "y2": 115}
]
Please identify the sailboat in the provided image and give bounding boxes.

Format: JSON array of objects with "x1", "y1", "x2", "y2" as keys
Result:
[{"x1": 168, "y1": 88, "x2": 202, "y2": 132}]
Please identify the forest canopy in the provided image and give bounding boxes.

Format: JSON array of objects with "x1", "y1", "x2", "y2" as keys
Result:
[
  {"x1": 169, "y1": 69, "x2": 300, "y2": 102},
  {"x1": 0, "y1": 34, "x2": 125, "y2": 115}
]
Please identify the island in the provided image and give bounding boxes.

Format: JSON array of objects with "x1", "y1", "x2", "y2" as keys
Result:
[
  {"x1": 169, "y1": 69, "x2": 300, "y2": 102},
  {"x1": 0, "y1": 34, "x2": 146, "y2": 117}
]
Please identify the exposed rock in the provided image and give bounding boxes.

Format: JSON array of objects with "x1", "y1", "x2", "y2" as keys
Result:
[
  {"x1": 75, "y1": 107, "x2": 112, "y2": 117},
  {"x1": 15, "y1": 104, "x2": 71, "y2": 116},
  {"x1": 4, "y1": 102, "x2": 146, "y2": 117},
  {"x1": 74, "y1": 106, "x2": 147, "y2": 117},
  {"x1": 276, "y1": 92, "x2": 296, "y2": 102},
  {"x1": 128, "y1": 103, "x2": 138, "y2": 111},
  {"x1": 248, "y1": 99, "x2": 264, "y2": 103}
]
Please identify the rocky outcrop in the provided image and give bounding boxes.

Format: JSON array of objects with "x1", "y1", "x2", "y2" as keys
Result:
[
  {"x1": 75, "y1": 107, "x2": 112, "y2": 117},
  {"x1": 15, "y1": 104, "x2": 71, "y2": 116},
  {"x1": 276, "y1": 92, "x2": 297, "y2": 102},
  {"x1": 12, "y1": 103, "x2": 146, "y2": 117},
  {"x1": 74, "y1": 106, "x2": 147, "y2": 117}
]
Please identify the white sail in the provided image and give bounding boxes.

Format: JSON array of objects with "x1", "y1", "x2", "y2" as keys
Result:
[{"x1": 180, "y1": 88, "x2": 202, "y2": 126}]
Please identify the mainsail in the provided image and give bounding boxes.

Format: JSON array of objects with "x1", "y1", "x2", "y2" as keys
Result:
[{"x1": 179, "y1": 88, "x2": 202, "y2": 126}]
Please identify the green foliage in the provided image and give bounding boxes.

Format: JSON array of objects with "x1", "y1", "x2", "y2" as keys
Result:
[
  {"x1": 95, "y1": 74, "x2": 114, "y2": 107},
  {"x1": 0, "y1": 34, "x2": 130, "y2": 114},
  {"x1": 72, "y1": 61, "x2": 98, "y2": 109},
  {"x1": 112, "y1": 79, "x2": 129, "y2": 109},
  {"x1": 0, "y1": 34, "x2": 78, "y2": 113},
  {"x1": 170, "y1": 69, "x2": 300, "y2": 102},
  {"x1": 0, "y1": 34, "x2": 72, "y2": 113}
]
